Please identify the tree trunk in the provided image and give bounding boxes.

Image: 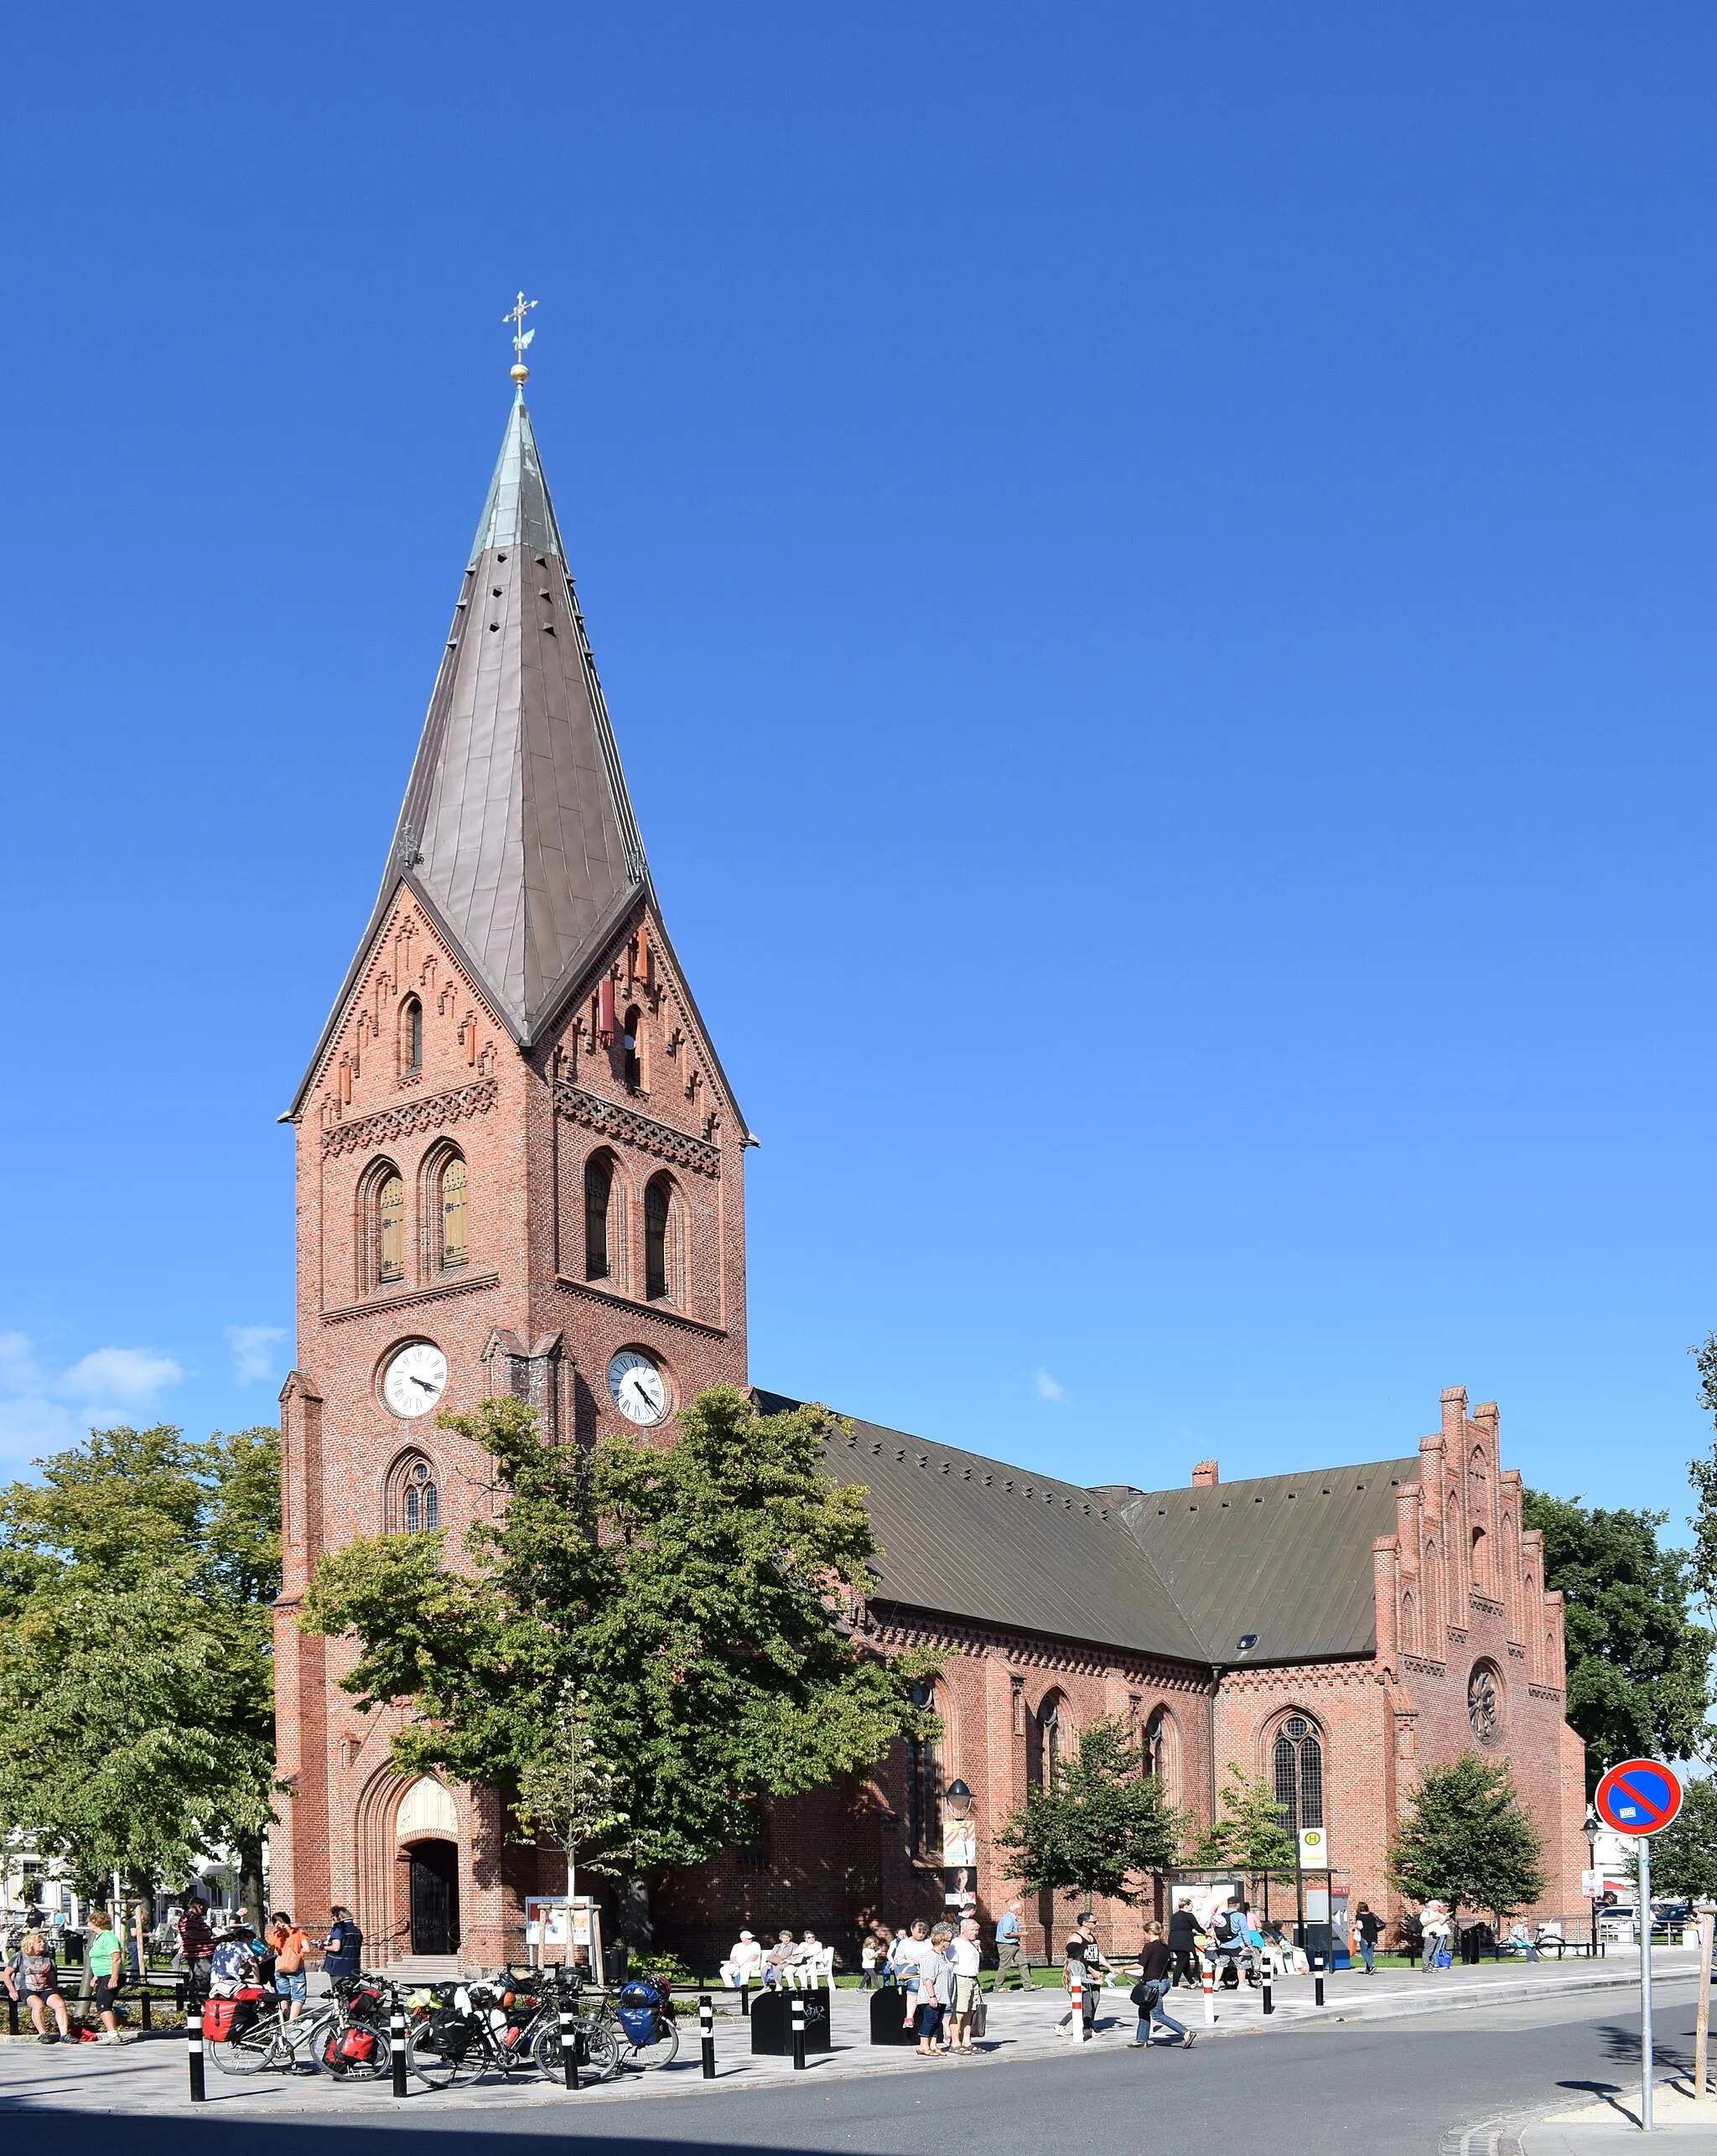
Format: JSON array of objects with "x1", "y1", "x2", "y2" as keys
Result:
[{"x1": 236, "y1": 1834, "x2": 266, "y2": 1925}]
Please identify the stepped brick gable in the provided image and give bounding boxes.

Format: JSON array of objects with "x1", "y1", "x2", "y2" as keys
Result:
[{"x1": 273, "y1": 374, "x2": 1585, "y2": 1969}]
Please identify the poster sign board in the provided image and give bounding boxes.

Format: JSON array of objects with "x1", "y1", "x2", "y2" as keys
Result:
[
  {"x1": 1594, "y1": 1760, "x2": 1683, "y2": 1837},
  {"x1": 1297, "y1": 1827, "x2": 1327, "y2": 1868},
  {"x1": 524, "y1": 1895, "x2": 600, "y2": 1972}
]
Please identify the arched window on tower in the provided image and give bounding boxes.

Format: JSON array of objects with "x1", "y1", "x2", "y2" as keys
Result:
[
  {"x1": 623, "y1": 1004, "x2": 643, "y2": 1092},
  {"x1": 1272, "y1": 1713, "x2": 1325, "y2": 1837},
  {"x1": 402, "y1": 996, "x2": 423, "y2": 1075},
  {"x1": 644, "y1": 1172, "x2": 685, "y2": 1304},
  {"x1": 386, "y1": 1453, "x2": 439, "y2": 1534},
  {"x1": 438, "y1": 1152, "x2": 467, "y2": 1271},
  {"x1": 366, "y1": 1164, "x2": 405, "y2": 1287},
  {"x1": 584, "y1": 1153, "x2": 613, "y2": 1281}
]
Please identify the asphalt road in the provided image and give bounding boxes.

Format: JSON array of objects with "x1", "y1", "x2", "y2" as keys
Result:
[{"x1": 10, "y1": 1978, "x2": 1704, "y2": 2156}]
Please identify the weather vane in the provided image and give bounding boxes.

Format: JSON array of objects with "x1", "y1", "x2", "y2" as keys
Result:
[{"x1": 506, "y1": 291, "x2": 537, "y2": 382}]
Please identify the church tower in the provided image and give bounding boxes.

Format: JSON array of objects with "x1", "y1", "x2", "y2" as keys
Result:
[{"x1": 271, "y1": 347, "x2": 750, "y2": 1961}]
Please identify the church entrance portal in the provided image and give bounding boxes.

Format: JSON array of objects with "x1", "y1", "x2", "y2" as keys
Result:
[{"x1": 409, "y1": 1842, "x2": 459, "y2": 1956}]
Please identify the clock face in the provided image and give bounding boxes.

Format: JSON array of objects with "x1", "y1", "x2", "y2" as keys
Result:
[
  {"x1": 381, "y1": 1340, "x2": 449, "y2": 1418},
  {"x1": 609, "y1": 1349, "x2": 670, "y2": 1427}
]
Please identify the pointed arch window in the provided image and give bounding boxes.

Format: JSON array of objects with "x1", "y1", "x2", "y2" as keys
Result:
[
  {"x1": 402, "y1": 996, "x2": 423, "y2": 1075},
  {"x1": 905, "y1": 1679, "x2": 942, "y2": 1861},
  {"x1": 585, "y1": 1153, "x2": 613, "y2": 1282},
  {"x1": 622, "y1": 1004, "x2": 644, "y2": 1093},
  {"x1": 386, "y1": 1453, "x2": 439, "y2": 1534},
  {"x1": 369, "y1": 1165, "x2": 405, "y2": 1286},
  {"x1": 1035, "y1": 1692, "x2": 1067, "y2": 1790},
  {"x1": 644, "y1": 1172, "x2": 685, "y2": 1304},
  {"x1": 1272, "y1": 1713, "x2": 1324, "y2": 1837},
  {"x1": 1142, "y1": 1704, "x2": 1175, "y2": 1796},
  {"x1": 438, "y1": 1153, "x2": 468, "y2": 1270}
]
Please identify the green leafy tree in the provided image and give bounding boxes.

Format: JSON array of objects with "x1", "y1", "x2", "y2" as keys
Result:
[
  {"x1": 515, "y1": 1683, "x2": 629, "y2": 1902},
  {"x1": 1627, "y1": 1776, "x2": 1717, "y2": 1901},
  {"x1": 1387, "y1": 1753, "x2": 1546, "y2": 1920},
  {"x1": 1191, "y1": 1765, "x2": 1296, "y2": 1873},
  {"x1": 302, "y1": 1387, "x2": 937, "y2": 1933},
  {"x1": 992, "y1": 1715, "x2": 1185, "y2": 1907},
  {"x1": 0, "y1": 1423, "x2": 281, "y2": 1905},
  {"x1": 1521, "y1": 1490, "x2": 1710, "y2": 1786}
]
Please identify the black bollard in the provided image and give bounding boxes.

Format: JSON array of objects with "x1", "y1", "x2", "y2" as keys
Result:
[
  {"x1": 560, "y1": 1998, "x2": 580, "y2": 2091},
  {"x1": 1313, "y1": 1959, "x2": 1325, "y2": 2009},
  {"x1": 739, "y1": 1980, "x2": 750, "y2": 2018},
  {"x1": 141, "y1": 1987, "x2": 153, "y2": 2033},
  {"x1": 391, "y1": 1989, "x2": 409, "y2": 2098},
  {"x1": 187, "y1": 2003, "x2": 206, "y2": 2103},
  {"x1": 791, "y1": 1990, "x2": 807, "y2": 2071},
  {"x1": 700, "y1": 1993, "x2": 715, "y2": 2079},
  {"x1": 1262, "y1": 1970, "x2": 1273, "y2": 2016}
]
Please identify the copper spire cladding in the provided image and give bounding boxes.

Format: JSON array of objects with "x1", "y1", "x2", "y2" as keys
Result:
[
  {"x1": 384, "y1": 383, "x2": 649, "y2": 1044},
  {"x1": 292, "y1": 373, "x2": 650, "y2": 1112}
]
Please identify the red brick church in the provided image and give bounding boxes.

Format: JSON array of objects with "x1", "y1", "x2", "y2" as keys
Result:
[{"x1": 271, "y1": 365, "x2": 1588, "y2": 1967}]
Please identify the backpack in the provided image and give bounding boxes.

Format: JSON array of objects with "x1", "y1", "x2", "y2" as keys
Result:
[{"x1": 1215, "y1": 1910, "x2": 1241, "y2": 1945}]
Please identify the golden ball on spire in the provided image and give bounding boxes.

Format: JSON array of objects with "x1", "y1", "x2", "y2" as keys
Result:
[{"x1": 511, "y1": 363, "x2": 530, "y2": 384}]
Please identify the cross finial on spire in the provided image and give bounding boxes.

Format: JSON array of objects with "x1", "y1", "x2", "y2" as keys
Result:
[{"x1": 506, "y1": 291, "x2": 537, "y2": 384}]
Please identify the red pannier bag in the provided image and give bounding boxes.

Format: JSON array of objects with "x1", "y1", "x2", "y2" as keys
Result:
[
  {"x1": 203, "y1": 2000, "x2": 238, "y2": 2041},
  {"x1": 339, "y1": 2027, "x2": 376, "y2": 2063}
]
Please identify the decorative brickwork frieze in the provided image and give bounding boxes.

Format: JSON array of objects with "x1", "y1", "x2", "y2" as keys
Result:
[
  {"x1": 322, "y1": 1078, "x2": 498, "y2": 1156},
  {"x1": 321, "y1": 1271, "x2": 501, "y2": 1325},
  {"x1": 553, "y1": 1082, "x2": 720, "y2": 1176}
]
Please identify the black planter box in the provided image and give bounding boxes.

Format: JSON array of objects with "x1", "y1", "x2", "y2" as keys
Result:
[
  {"x1": 750, "y1": 1987, "x2": 833, "y2": 2055},
  {"x1": 869, "y1": 1985, "x2": 919, "y2": 2046}
]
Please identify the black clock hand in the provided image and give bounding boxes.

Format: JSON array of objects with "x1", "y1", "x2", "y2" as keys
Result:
[{"x1": 410, "y1": 1375, "x2": 437, "y2": 1391}]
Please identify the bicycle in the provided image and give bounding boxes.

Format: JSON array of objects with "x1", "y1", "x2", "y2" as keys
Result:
[
  {"x1": 205, "y1": 1990, "x2": 337, "y2": 2076},
  {"x1": 315, "y1": 1976, "x2": 394, "y2": 2081},
  {"x1": 407, "y1": 1974, "x2": 620, "y2": 2087}
]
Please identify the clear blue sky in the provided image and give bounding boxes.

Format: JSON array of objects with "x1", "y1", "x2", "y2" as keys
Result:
[{"x1": 3, "y1": 4, "x2": 1715, "y2": 1528}]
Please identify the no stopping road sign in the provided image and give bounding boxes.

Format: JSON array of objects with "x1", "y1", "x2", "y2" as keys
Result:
[{"x1": 1594, "y1": 1758, "x2": 1683, "y2": 1837}]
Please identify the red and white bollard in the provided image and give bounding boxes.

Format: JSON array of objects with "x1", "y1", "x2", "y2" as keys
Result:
[
  {"x1": 1070, "y1": 1971, "x2": 1085, "y2": 2040},
  {"x1": 1202, "y1": 1962, "x2": 1216, "y2": 2025}
]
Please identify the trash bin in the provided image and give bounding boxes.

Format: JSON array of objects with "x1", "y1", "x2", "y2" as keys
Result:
[
  {"x1": 750, "y1": 1986, "x2": 833, "y2": 2055},
  {"x1": 869, "y1": 1984, "x2": 918, "y2": 2046}
]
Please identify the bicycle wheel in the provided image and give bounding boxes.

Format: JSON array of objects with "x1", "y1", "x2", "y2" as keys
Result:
[
  {"x1": 625, "y1": 2013, "x2": 680, "y2": 2071},
  {"x1": 206, "y1": 2018, "x2": 281, "y2": 2076},
  {"x1": 532, "y1": 2015, "x2": 620, "y2": 2084},
  {"x1": 409, "y1": 2019, "x2": 478, "y2": 2089}
]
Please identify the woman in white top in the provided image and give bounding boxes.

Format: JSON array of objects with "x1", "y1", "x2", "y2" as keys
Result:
[{"x1": 1419, "y1": 1900, "x2": 1453, "y2": 1972}]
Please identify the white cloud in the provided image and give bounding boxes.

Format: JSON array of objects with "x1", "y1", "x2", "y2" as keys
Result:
[
  {"x1": 60, "y1": 1347, "x2": 184, "y2": 1405},
  {"x1": 226, "y1": 1325, "x2": 287, "y2": 1385},
  {"x1": 0, "y1": 1335, "x2": 187, "y2": 1472},
  {"x1": 1035, "y1": 1368, "x2": 1065, "y2": 1403}
]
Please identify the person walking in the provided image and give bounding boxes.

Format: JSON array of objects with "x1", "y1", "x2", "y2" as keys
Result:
[
  {"x1": 86, "y1": 1909, "x2": 136, "y2": 2045},
  {"x1": 946, "y1": 1915, "x2": 983, "y2": 2051},
  {"x1": 993, "y1": 1899, "x2": 1025, "y2": 1991},
  {"x1": 1419, "y1": 1900, "x2": 1453, "y2": 1972},
  {"x1": 1353, "y1": 1902, "x2": 1382, "y2": 1975},
  {"x1": 1076, "y1": 1915, "x2": 1112, "y2": 2020},
  {"x1": 859, "y1": 1934, "x2": 879, "y2": 1990},
  {"x1": 1126, "y1": 1921, "x2": 1196, "y2": 2049},
  {"x1": 1057, "y1": 1936, "x2": 1097, "y2": 2041},
  {"x1": 1167, "y1": 1899, "x2": 1204, "y2": 1988}
]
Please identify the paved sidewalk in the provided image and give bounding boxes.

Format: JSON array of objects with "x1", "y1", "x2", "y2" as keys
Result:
[
  {"x1": 0, "y1": 1956, "x2": 1699, "y2": 2121},
  {"x1": 1521, "y1": 2079, "x2": 1717, "y2": 2149}
]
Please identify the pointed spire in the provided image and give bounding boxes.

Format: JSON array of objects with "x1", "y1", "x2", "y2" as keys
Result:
[{"x1": 377, "y1": 376, "x2": 647, "y2": 1044}]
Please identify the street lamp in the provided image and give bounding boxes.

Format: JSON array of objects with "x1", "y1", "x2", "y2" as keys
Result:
[{"x1": 1584, "y1": 1804, "x2": 1600, "y2": 1960}]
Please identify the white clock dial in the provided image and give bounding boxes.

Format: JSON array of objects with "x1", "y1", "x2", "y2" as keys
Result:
[
  {"x1": 608, "y1": 1349, "x2": 670, "y2": 1427},
  {"x1": 381, "y1": 1340, "x2": 449, "y2": 1418}
]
